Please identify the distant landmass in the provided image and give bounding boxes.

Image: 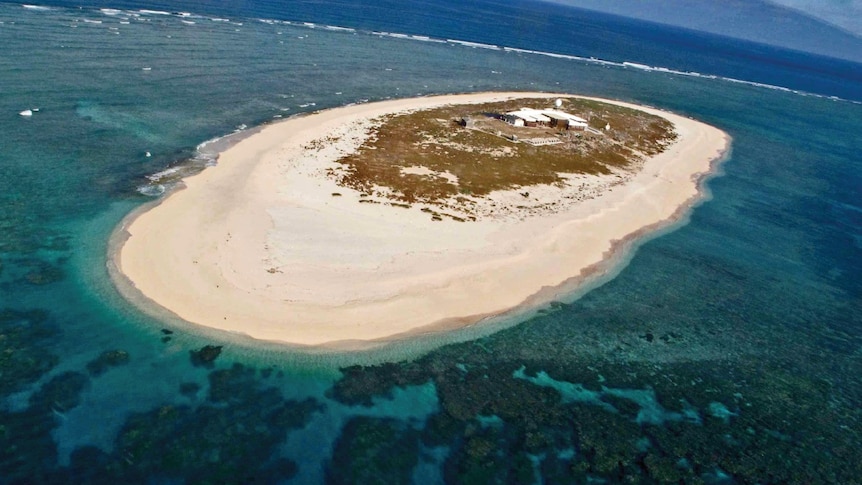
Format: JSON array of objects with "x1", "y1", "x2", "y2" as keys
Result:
[
  {"x1": 542, "y1": 0, "x2": 862, "y2": 63},
  {"x1": 769, "y1": 0, "x2": 862, "y2": 37}
]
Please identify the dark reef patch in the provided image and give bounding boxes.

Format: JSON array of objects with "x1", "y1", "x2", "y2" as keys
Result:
[
  {"x1": 56, "y1": 363, "x2": 323, "y2": 484},
  {"x1": 86, "y1": 350, "x2": 131, "y2": 377},
  {"x1": 190, "y1": 344, "x2": 223, "y2": 368},
  {"x1": 0, "y1": 371, "x2": 90, "y2": 484},
  {"x1": 326, "y1": 416, "x2": 421, "y2": 485},
  {"x1": 326, "y1": 340, "x2": 862, "y2": 483},
  {"x1": 22, "y1": 259, "x2": 66, "y2": 286},
  {"x1": 0, "y1": 308, "x2": 60, "y2": 398}
]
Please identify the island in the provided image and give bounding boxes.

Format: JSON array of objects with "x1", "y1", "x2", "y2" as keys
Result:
[{"x1": 112, "y1": 92, "x2": 730, "y2": 348}]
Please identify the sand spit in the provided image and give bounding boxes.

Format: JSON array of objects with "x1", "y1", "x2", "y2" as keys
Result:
[{"x1": 113, "y1": 92, "x2": 729, "y2": 348}]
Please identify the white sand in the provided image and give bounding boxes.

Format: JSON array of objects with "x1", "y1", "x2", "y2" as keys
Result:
[{"x1": 115, "y1": 92, "x2": 729, "y2": 348}]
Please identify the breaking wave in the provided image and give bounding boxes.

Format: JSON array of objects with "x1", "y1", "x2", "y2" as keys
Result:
[{"x1": 46, "y1": 4, "x2": 857, "y2": 104}]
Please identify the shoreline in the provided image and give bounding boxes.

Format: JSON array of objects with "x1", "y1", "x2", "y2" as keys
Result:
[
  {"x1": 110, "y1": 92, "x2": 731, "y2": 349},
  {"x1": 350, "y1": 134, "x2": 732, "y2": 347}
]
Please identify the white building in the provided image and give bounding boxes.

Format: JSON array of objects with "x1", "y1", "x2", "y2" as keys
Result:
[
  {"x1": 540, "y1": 109, "x2": 588, "y2": 130},
  {"x1": 504, "y1": 108, "x2": 551, "y2": 127},
  {"x1": 504, "y1": 107, "x2": 587, "y2": 130}
]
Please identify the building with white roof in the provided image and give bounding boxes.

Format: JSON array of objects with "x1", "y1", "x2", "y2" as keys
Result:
[
  {"x1": 504, "y1": 108, "x2": 551, "y2": 127},
  {"x1": 503, "y1": 107, "x2": 588, "y2": 130},
  {"x1": 541, "y1": 109, "x2": 587, "y2": 124}
]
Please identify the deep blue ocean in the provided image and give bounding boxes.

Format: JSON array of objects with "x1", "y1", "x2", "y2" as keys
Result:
[{"x1": 1, "y1": 1, "x2": 860, "y2": 483}]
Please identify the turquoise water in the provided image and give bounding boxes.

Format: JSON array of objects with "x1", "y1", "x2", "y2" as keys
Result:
[{"x1": 1, "y1": 4, "x2": 861, "y2": 483}]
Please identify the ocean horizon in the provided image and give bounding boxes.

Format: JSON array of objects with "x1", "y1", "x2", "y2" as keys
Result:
[{"x1": 1, "y1": 1, "x2": 860, "y2": 483}]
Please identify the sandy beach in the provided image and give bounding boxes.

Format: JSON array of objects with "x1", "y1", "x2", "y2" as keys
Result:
[{"x1": 114, "y1": 92, "x2": 729, "y2": 348}]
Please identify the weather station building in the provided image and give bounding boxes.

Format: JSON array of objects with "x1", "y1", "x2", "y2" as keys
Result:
[
  {"x1": 503, "y1": 107, "x2": 588, "y2": 130},
  {"x1": 504, "y1": 108, "x2": 551, "y2": 127},
  {"x1": 541, "y1": 109, "x2": 588, "y2": 130}
]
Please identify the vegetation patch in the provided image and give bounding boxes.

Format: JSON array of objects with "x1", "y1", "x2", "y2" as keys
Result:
[{"x1": 332, "y1": 97, "x2": 676, "y2": 212}]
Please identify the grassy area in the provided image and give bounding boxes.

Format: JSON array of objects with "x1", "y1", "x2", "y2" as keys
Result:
[{"x1": 333, "y1": 97, "x2": 677, "y2": 206}]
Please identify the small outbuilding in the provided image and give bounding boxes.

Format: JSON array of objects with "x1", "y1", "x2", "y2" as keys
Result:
[{"x1": 459, "y1": 116, "x2": 476, "y2": 128}]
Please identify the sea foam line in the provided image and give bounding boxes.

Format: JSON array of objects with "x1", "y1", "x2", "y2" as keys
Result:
[
  {"x1": 304, "y1": 17, "x2": 862, "y2": 104},
  {"x1": 38, "y1": 4, "x2": 860, "y2": 105},
  {"x1": 138, "y1": 9, "x2": 171, "y2": 16},
  {"x1": 272, "y1": 15, "x2": 856, "y2": 104}
]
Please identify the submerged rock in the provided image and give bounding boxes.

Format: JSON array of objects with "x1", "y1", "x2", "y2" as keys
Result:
[
  {"x1": 86, "y1": 350, "x2": 131, "y2": 376},
  {"x1": 189, "y1": 345, "x2": 223, "y2": 367},
  {"x1": 179, "y1": 382, "x2": 200, "y2": 398}
]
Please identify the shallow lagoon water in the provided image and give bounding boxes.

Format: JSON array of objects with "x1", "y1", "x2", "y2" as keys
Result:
[{"x1": 1, "y1": 3, "x2": 861, "y2": 483}]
